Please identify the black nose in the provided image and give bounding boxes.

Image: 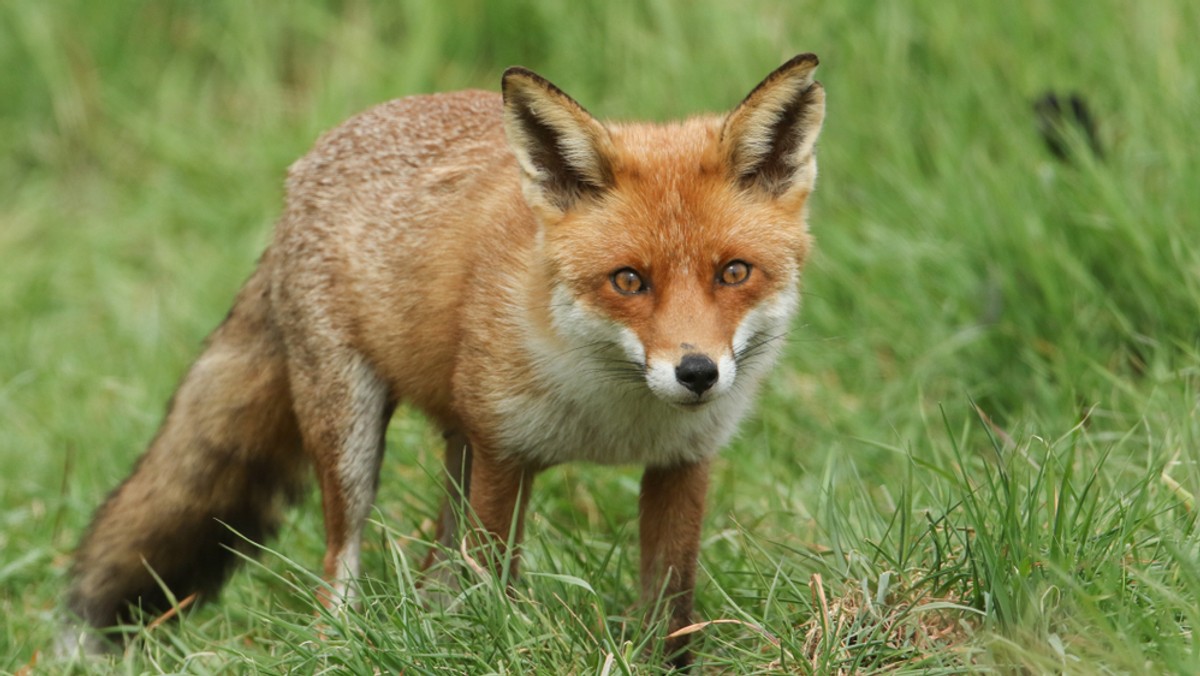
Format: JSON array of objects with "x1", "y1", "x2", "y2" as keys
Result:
[{"x1": 675, "y1": 354, "x2": 718, "y2": 394}]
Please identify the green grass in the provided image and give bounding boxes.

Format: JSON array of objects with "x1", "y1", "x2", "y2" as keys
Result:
[{"x1": 3, "y1": 0, "x2": 1199, "y2": 672}]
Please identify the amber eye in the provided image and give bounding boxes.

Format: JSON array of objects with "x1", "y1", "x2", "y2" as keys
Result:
[
  {"x1": 718, "y1": 260, "x2": 751, "y2": 286},
  {"x1": 611, "y1": 268, "x2": 646, "y2": 295}
]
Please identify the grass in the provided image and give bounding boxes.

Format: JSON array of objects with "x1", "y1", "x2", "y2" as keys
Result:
[{"x1": 2, "y1": 0, "x2": 1198, "y2": 672}]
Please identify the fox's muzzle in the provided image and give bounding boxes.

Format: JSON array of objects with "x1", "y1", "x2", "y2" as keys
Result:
[{"x1": 675, "y1": 353, "x2": 719, "y2": 395}]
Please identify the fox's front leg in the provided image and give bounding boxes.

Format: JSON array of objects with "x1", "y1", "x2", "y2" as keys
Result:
[
  {"x1": 640, "y1": 459, "x2": 711, "y2": 668},
  {"x1": 462, "y1": 444, "x2": 537, "y2": 581},
  {"x1": 439, "y1": 431, "x2": 472, "y2": 546},
  {"x1": 422, "y1": 430, "x2": 472, "y2": 572}
]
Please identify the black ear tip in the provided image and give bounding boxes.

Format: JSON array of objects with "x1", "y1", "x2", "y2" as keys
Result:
[
  {"x1": 503, "y1": 66, "x2": 535, "y2": 81},
  {"x1": 502, "y1": 66, "x2": 535, "y2": 91},
  {"x1": 783, "y1": 53, "x2": 820, "y2": 70},
  {"x1": 755, "y1": 53, "x2": 819, "y2": 88},
  {"x1": 501, "y1": 66, "x2": 566, "y2": 102}
]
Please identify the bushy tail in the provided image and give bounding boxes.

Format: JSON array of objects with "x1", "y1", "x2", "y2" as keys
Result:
[{"x1": 63, "y1": 269, "x2": 308, "y2": 647}]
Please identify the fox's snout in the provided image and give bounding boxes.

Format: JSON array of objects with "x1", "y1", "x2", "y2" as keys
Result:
[
  {"x1": 675, "y1": 353, "x2": 719, "y2": 395},
  {"x1": 640, "y1": 344, "x2": 737, "y2": 408}
]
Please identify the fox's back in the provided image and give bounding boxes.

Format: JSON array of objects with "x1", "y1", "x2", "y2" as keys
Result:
[
  {"x1": 266, "y1": 91, "x2": 531, "y2": 426},
  {"x1": 283, "y1": 89, "x2": 511, "y2": 212}
]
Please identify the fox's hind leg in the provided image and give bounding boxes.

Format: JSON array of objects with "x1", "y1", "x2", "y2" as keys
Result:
[{"x1": 287, "y1": 351, "x2": 393, "y2": 606}]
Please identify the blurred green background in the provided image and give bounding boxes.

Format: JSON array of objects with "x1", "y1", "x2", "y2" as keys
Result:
[{"x1": 2, "y1": 1, "x2": 1198, "y2": 672}]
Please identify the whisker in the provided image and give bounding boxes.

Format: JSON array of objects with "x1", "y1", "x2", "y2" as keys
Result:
[
  {"x1": 582, "y1": 363, "x2": 647, "y2": 380},
  {"x1": 562, "y1": 340, "x2": 611, "y2": 356},
  {"x1": 734, "y1": 329, "x2": 793, "y2": 365},
  {"x1": 583, "y1": 370, "x2": 647, "y2": 388}
]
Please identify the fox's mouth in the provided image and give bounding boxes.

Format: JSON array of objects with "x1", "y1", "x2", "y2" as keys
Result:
[
  {"x1": 634, "y1": 350, "x2": 733, "y2": 409},
  {"x1": 664, "y1": 389, "x2": 719, "y2": 411}
]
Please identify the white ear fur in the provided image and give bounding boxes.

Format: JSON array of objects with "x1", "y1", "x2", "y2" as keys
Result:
[
  {"x1": 722, "y1": 54, "x2": 826, "y2": 197},
  {"x1": 502, "y1": 67, "x2": 615, "y2": 213}
]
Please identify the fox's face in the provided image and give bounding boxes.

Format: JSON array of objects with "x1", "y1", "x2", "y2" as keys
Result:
[
  {"x1": 503, "y1": 57, "x2": 825, "y2": 408},
  {"x1": 542, "y1": 138, "x2": 809, "y2": 408}
]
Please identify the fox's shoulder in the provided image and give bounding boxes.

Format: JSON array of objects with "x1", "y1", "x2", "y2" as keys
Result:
[{"x1": 286, "y1": 89, "x2": 508, "y2": 190}]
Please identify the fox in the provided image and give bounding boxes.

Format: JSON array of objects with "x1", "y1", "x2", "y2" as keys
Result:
[{"x1": 61, "y1": 54, "x2": 826, "y2": 667}]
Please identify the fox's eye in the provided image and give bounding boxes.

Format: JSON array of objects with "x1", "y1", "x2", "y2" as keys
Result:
[
  {"x1": 611, "y1": 268, "x2": 646, "y2": 295},
  {"x1": 718, "y1": 260, "x2": 751, "y2": 286}
]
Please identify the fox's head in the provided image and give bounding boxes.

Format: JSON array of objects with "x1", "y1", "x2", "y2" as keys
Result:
[{"x1": 502, "y1": 56, "x2": 825, "y2": 409}]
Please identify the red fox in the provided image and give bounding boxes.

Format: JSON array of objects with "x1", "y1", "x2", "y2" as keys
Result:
[{"x1": 62, "y1": 54, "x2": 825, "y2": 666}]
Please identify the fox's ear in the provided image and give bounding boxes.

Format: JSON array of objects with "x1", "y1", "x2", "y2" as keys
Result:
[
  {"x1": 502, "y1": 67, "x2": 616, "y2": 215},
  {"x1": 721, "y1": 54, "x2": 826, "y2": 199}
]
